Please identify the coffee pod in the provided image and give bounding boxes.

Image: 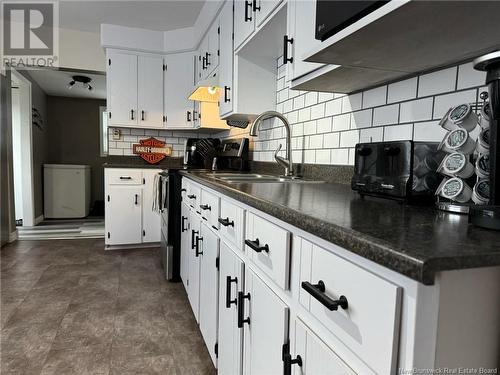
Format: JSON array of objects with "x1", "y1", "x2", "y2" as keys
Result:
[
  {"x1": 476, "y1": 153, "x2": 490, "y2": 179},
  {"x1": 479, "y1": 102, "x2": 491, "y2": 129},
  {"x1": 441, "y1": 128, "x2": 476, "y2": 154},
  {"x1": 439, "y1": 107, "x2": 454, "y2": 130},
  {"x1": 476, "y1": 128, "x2": 490, "y2": 154},
  {"x1": 472, "y1": 179, "x2": 490, "y2": 205},
  {"x1": 442, "y1": 104, "x2": 479, "y2": 132},
  {"x1": 438, "y1": 152, "x2": 475, "y2": 178},
  {"x1": 437, "y1": 177, "x2": 472, "y2": 203}
]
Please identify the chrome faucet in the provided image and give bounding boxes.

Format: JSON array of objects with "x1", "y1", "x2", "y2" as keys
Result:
[{"x1": 250, "y1": 111, "x2": 295, "y2": 178}]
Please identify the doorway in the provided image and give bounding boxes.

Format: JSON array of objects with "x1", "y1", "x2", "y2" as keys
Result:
[{"x1": 11, "y1": 70, "x2": 35, "y2": 227}]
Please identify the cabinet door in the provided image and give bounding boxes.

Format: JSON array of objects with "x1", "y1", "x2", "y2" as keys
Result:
[
  {"x1": 180, "y1": 202, "x2": 191, "y2": 290},
  {"x1": 107, "y1": 51, "x2": 138, "y2": 127},
  {"x1": 199, "y1": 222, "x2": 220, "y2": 366},
  {"x1": 164, "y1": 52, "x2": 196, "y2": 129},
  {"x1": 234, "y1": 0, "x2": 255, "y2": 49},
  {"x1": 138, "y1": 55, "x2": 165, "y2": 128},
  {"x1": 142, "y1": 169, "x2": 161, "y2": 243},
  {"x1": 286, "y1": 0, "x2": 323, "y2": 82},
  {"x1": 255, "y1": 0, "x2": 281, "y2": 27},
  {"x1": 199, "y1": 36, "x2": 210, "y2": 80},
  {"x1": 105, "y1": 186, "x2": 142, "y2": 245},
  {"x1": 188, "y1": 211, "x2": 201, "y2": 322},
  {"x1": 206, "y1": 19, "x2": 220, "y2": 75},
  {"x1": 218, "y1": 242, "x2": 244, "y2": 375},
  {"x1": 292, "y1": 318, "x2": 355, "y2": 375},
  {"x1": 243, "y1": 267, "x2": 289, "y2": 375},
  {"x1": 219, "y1": 0, "x2": 234, "y2": 117}
]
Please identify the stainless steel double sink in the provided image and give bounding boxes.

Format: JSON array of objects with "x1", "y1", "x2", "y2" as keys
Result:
[{"x1": 206, "y1": 173, "x2": 324, "y2": 184}]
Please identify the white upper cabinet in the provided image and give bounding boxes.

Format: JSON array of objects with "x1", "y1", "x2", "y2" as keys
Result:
[
  {"x1": 286, "y1": 0, "x2": 323, "y2": 82},
  {"x1": 234, "y1": 0, "x2": 255, "y2": 49},
  {"x1": 218, "y1": 0, "x2": 234, "y2": 117},
  {"x1": 199, "y1": 36, "x2": 210, "y2": 80},
  {"x1": 254, "y1": 0, "x2": 281, "y2": 27},
  {"x1": 138, "y1": 55, "x2": 165, "y2": 128},
  {"x1": 107, "y1": 50, "x2": 138, "y2": 127},
  {"x1": 207, "y1": 19, "x2": 220, "y2": 76},
  {"x1": 163, "y1": 52, "x2": 196, "y2": 129}
]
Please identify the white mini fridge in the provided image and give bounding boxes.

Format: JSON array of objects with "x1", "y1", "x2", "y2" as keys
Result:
[{"x1": 44, "y1": 164, "x2": 91, "y2": 218}]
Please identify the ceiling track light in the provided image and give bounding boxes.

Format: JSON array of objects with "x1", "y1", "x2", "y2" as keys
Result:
[{"x1": 67, "y1": 75, "x2": 93, "y2": 91}]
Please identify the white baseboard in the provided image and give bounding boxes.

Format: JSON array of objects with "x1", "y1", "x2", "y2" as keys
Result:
[
  {"x1": 34, "y1": 215, "x2": 44, "y2": 225},
  {"x1": 9, "y1": 230, "x2": 18, "y2": 243},
  {"x1": 105, "y1": 242, "x2": 160, "y2": 251}
]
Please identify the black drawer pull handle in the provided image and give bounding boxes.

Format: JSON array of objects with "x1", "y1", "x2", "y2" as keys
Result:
[
  {"x1": 244, "y1": 0, "x2": 252, "y2": 21},
  {"x1": 141, "y1": 110, "x2": 145, "y2": 121},
  {"x1": 301, "y1": 281, "x2": 348, "y2": 311},
  {"x1": 224, "y1": 86, "x2": 231, "y2": 103},
  {"x1": 200, "y1": 204, "x2": 211, "y2": 211},
  {"x1": 245, "y1": 238, "x2": 269, "y2": 253},
  {"x1": 134, "y1": 194, "x2": 139, "y2": 205},
  {"x1": 283, "y1": 35, "x2": 293, "y2": 65},
  {"x1": 120, "y1": 176, "x2": 132, "y2": 180},
  {"x1": 218, "y1": 217, "x2": 234, "y2": 227},
  {"x1": 226, "y1": 276, "x2": 238, "y2": 308},
  {"x1": 181, "y1": 188, "x2": 186, "y2": 192},
  {"x1": 187, "y1": 194, "x2": 196, "y2": 199},
  {"x1": 195, "y1": 236, "x2": 203, "y2": 256},
  {"x1": 283, "y1": 342, "x2": 302, "y2": 375},
  {"x1": 191, "y1": 230, "x2": 199, "y2": 250},
  {"x1": 252, "y1": 0, "x2": 260, "y2": 12},
  {"x1": 187, "y1": 111, "x2": 192, "y2": 122},
  {"x1": 130, "y1": 109, "x2": 135, "y2": 120},
  {"x1": 181, "y1": 216, "x2": 187, "y2": 232},
  {"x1": 237, "y1": 291, "x2": 251, "y2": 328}
]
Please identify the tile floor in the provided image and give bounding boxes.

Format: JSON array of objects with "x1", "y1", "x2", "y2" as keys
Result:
[{"x1": 0, "y1": 239, "x2": 216, "y2": 375}]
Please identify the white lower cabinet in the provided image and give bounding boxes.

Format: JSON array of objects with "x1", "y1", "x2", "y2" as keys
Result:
[
  {"x1": 218, "y1": 241, "x2": 245, "y2": 375},
  {"x1": 243, "y1": 267, "x2": 289, "y2": 375},
  {"x1": 104, "y1": 168, "x2": 161, "y2": 247},
  {"x1": 198, "y1": 222, "x2": 220, "y2": 365},
  {"x1": 187, "y1": 210, "x2": 202, "y2": 322},
  {"x1": 292, "y1": 318, "x2": 356, "y2": 375}
]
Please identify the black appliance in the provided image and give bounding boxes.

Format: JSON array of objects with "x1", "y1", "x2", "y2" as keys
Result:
[
  {"x1": 315, "y1": 0, "x2": 389, "y2": 41},
  {"x1": 351, "y1": 141, "x2": 444, "y2": 204},
  {"x1": 470, "y1": 51, "x2": 500, "y2": 230},
  {"x1": 183, "y1": 138, "x2": 221, "y2": 169},
  {"x1": 160, "y1": 137, "x2": 249, "y2": 281}
]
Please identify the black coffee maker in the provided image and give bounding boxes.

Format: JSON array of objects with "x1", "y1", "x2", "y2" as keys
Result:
[{"x1": 470, "y1": 51, "x2": 500, "y2": 229}]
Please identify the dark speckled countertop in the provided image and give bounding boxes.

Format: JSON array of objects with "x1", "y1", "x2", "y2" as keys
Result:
[{"x1": 180, "y1": 170, "x2": 500, "y2": 285}]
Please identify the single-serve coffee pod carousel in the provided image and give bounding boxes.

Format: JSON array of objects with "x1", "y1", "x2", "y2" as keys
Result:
[{"x1": 435, "y1": 91, "x2": 489, "y2": 214}]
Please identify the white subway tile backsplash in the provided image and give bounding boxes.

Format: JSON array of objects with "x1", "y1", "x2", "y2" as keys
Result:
[
  {"x1": 311, "y1": 103, "x2": 325, "y2": 120},
  {"x1": 341, "y1": 93, "x2": 362, "y2": 113},
  {"x1": 108, "y1": 148, "x2": 124, "y2": 156},
  {"x1": 348, "y1": 148, "x2": 356, "y2": 166},
  {"x1": 308, "y1": 134, "x2": 323, "y2": 149},
  {"x1": 350, "y1": 109, "x2": 372, "y2": 129},
  {"x1": 360, "y1": 127, "x2": 384, "y2": 143},
  {"x1": 293, "y1": 95, "x2": 305, "y2": 109},
  {"x1": 298, "y1": 107, "x2": 311, "y2": 122},
  {"x1": 363, "y1": 86, "x2": 387, "y2": 108},
  {"x1": 332, "y1": 113, "x2": 350, "y2": 131},
  {"x1": 325, "y1": 98, "x2": 342, "y2": 116},
  {"x1": 304, "y1": 120, "x2": 317, "y2": 135},
  {"x1": 457, "y1": 62, "x2": 486, "y2": 90},
  {"x1": 323, "y1": 132, "x2": 340, "y2": 148},
  {"x1": 304, "y1": 149, "x2": 316, "y2": 163},
  {"x1": 130, "y1": 129, "x2": 145, "y2": 136},
  {"x1": 418, "y1": 67, "x2": 457, "y2": 97},
  {"x1": 283, "y1": 99, "x2": 293, "y2": 113},
  {"x1": 413, "y1": 121, "x2": 447, "y2": 142},
  {"x1": 292, "y1": 123, "x2": 304, "y2": 137},
  {"x1": 316, "y1": 149, "x2": 331, "y2": 164},
  {"x1": 331, "y1": 149, "x2": 349, "y2": 165},
  {"x1": 373, "y1": 104, "x2": 399, "y2": 126},
  {"x1": 305, "y1": 92, "x2": 318, "y2": 107},
  {"x1": 316, "y1": 117, "x2": 332, "y2": 133},
  {"x1": 384, "y1": 124, "x2": 413, "y2": 141},
  {"x1": 433, "y1": 89, "x2": 477, "y2": 119},
  {"x1": 387, "y1": 77, "x2": 417, "y2": 103},
  {"x1": 318, "y1": 92, "x2": 334, "y2": 103},
  {"x1": 340, "y1": 130, "x2": 359, "y2": 148},
  {"x1": 399, "y1": 97, "x2": 433, "y2": 123}
]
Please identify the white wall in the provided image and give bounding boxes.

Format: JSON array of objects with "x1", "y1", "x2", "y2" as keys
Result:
[
  {"x1": 59, "y1": 27, "x2": 106, "y2": 72},
  {"x1": 11, "y1": 89, "x2": 23, "y2": 221}
]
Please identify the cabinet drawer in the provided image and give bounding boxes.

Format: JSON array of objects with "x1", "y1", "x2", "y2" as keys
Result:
[
  {"x1": 293, "y1": 318, "x2": 356, "y2": 375},
  {"x1": 106, "y1": 169, "x2": 143, "y2": 185},
  {"x1": 219, "y1": 198, "x2": 245, "y2": 251},
  {"x1": 200, "y1": 189, "x2": 220, "y2": 231},
  {"x1": 245, "y1": 212, "x2": 290, "y2": 290},
  {"x1": 181, "y1": 178, "x2": 189, "y2": 201},
  {"x1": 299, "y1": 241, "x2": 401, "y2": 375},
  {"x1": 187, "y1": 183, "x2": 201, "y2": 212}
]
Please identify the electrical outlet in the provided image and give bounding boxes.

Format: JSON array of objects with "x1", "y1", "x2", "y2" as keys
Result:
[{"x1": 112, "y1": 129, "x2": 121, "y2": 140}]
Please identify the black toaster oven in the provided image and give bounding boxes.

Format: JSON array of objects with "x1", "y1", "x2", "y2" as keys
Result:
[{"x1": 351, "y1": 141, "x2": 445, "y2": 204}]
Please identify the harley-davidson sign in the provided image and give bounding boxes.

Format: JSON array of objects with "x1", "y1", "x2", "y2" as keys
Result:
[{"x1": 133, "y1": 137, "x2": 172, "y2": 164}]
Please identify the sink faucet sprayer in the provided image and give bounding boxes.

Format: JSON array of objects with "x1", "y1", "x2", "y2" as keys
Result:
[{"x1": 250, "y1": 111, "x2": 296, "y2": 178}]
